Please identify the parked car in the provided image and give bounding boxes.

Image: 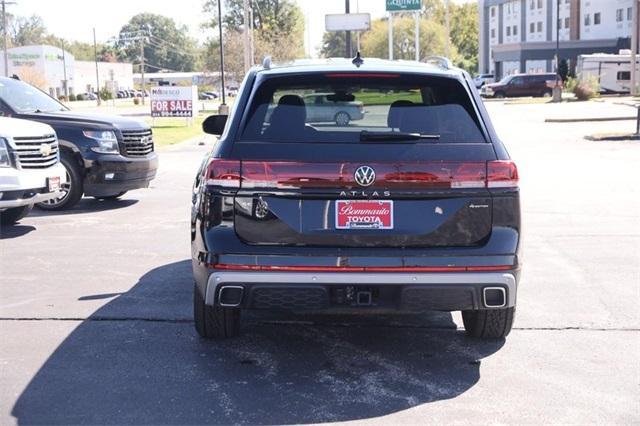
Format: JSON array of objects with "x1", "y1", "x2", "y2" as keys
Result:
[
  {"x1": 481, "y1": 73, "x2": 558, "y2": 98},
  {"x1": 82, "y1": 92, "x2": 98, "y2": 101},
  {"x1": 203, "y1": 91, "x2": 219, "y2": 99},
  {"x1": 302, "y1": 92, "x2": 365, "y2": 125},
  {"x1": 0, "y1": 76, "x2": 158, "y2": 210},
  {"x1": 473, "y1": 73, "x2": 495, "y2": 88},
  {"x1": 199, "y1": 92, "x2": 216, "y2": 100},
  {"x1": 191, "y1": 58, "x2": 521, "y2": 340},
  {"x1": 0, "y1": 117, "x2": 66, "y2": 225}
]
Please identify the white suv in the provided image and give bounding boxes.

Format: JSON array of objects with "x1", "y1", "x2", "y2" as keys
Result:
[{"x1": 0, "y1": 117, "x2": 66, "y2": 225}]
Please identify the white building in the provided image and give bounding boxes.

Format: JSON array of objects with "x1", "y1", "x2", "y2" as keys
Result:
[
  {"x1": 479, "y1": 0, "x2": 634, "y2": 79},
  {"x1": 0, "y1": 45, "x2": 133, "y2": 97}
]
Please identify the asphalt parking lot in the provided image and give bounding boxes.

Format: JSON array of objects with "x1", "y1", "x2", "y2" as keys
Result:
[{"x1": 1, "y1": 100, "x2": 639, "y2": 424}]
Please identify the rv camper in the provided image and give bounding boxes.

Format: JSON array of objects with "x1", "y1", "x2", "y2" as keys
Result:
[{"x1": 576, "y1": 50, "x2": 637, "y2": 94}]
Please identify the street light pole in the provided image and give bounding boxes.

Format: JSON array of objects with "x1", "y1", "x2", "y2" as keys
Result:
[
  {"x1": 632, "y1": 0, "x2": 638, "y2": 96},
  {"x1": 552, "y1": 0, "x2": 562, "y2": 102},
  {"x1": 93, "y1": 28, "x2": 101, "y2": 106},
  {"x1": 218, "y1": 0, "x2": 227, "y2": 113},
  {"x1": 345, "y1": 0, "x2": 351, "y2": 58},
  {"x1": 2, "y1": 0, "x2": 16, "y2": 77}
]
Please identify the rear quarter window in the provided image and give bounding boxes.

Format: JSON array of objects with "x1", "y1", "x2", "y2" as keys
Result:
[{"x1": 239, "y1": 73, "x2": 487, "y2": 144}]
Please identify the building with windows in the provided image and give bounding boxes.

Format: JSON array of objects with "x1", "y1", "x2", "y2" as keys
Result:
[
  {"x1": 0, "y1": 45, "x2": 134, "y2": 98},
  {"x1": 479, "y1": 0, "x2": 634, "y2": 79}
]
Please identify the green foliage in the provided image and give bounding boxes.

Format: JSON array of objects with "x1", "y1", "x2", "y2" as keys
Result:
[
  {"x1": 558, "y1": 58, "x2": 569, "y2": 82},
  {"x1": 572, "y1": 76, "x2": 600, "y2": 101},
  {"x1": 118, "y1": 13, "x2": 201, "y2": 72},
  {"x1": 449, "y1": 2, "x2": 479, "y2": 73},
  {"x1": 99, "y1": 87, "x2": 113, "y2": 101},
  {"x1": 68, "y1": 94, "x2": 77, "y2": 102},
  {"x1": 360, "y1": 16, "x2": 455, "y2": 62},
  {"x1": 76, "y1": 94, "x2": 85, "y2": 101},
  {"x1": 320, "y1": 31, "x2": 354, "y2": 58}
]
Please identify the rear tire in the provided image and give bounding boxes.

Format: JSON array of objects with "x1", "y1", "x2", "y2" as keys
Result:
[
  {"x1": 0, "y1": 204, "x2": 33, "y2": 225},
  {"x1": 542, "y1": 90, "x2": 552, "y2": 98},
  {"x1": 494, "y1": 92, "x2": 506, "y2": 99},
  {"x1": 36, "y1": 153, "x2": 83, "y2": 211},
  {"x1": 462, "y1": 307, "x2": 515, "y2": 339},
  {"x1": 94, "y1": 191, "x2": 127, "y2": 200},
  {"x1": 335, "y1": 111, "x2": 351, "y2": 126},
  {"x1": 194, "y1": 283, "x2": 240, "y2": 339}
]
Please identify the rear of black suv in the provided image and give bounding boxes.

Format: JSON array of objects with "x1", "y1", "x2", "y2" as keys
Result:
[{"x1": 191, "y1": 59, "x2": 521, "y2": 340}]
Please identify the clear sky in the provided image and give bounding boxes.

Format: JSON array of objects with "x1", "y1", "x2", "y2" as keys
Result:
[{"x1": 9, "y1": 0, "x2": 470, "y2": 57}]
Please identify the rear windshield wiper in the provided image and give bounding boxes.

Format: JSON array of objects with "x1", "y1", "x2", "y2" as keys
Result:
[{"x1": 359, "y1": 131, "x2": 440, "y2": 142}]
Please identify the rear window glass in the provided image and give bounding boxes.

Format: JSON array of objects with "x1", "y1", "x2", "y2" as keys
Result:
[{"x1": 239, "y1": 73, "x2": 486, "y2": 144}]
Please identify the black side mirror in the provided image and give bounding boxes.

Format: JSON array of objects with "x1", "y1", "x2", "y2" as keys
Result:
[{"x1": 202, "y1": 114, "x2": 228, "y2": 135}]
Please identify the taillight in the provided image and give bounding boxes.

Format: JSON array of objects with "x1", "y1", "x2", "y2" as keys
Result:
[
  {"x1": 206, "y1": 159, "x2": 241, "y2": 188},
  {"x1": 487, "y1": 160, "x2": 519, "y2": 188}
]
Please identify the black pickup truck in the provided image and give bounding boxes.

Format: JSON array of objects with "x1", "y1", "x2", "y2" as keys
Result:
[{"x1": 0, "y1": 76, "x2": 158, "y2": 210}]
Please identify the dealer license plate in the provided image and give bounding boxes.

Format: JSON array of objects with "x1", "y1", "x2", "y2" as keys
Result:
[
  {"x1": 47, "y1": 176, "x2": 60, "y2": 192},
  {"x1": 335, "y1": 200, "x2": 394, "y2": 230}
]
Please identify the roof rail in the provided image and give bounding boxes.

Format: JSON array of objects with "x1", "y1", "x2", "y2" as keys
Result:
[
  {"x1": 424, "y1": 56, "x2": 452, "y2": 70},
  {"x1": 262, "y1": 56, "x2": 272, "y2": 70}
]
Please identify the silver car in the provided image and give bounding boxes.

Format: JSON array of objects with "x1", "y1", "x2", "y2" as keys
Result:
[{"x1": 303, "y1": 93, "x2": 364, "y2": 126}]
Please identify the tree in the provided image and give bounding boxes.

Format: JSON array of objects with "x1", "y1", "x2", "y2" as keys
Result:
[
  {"x1": 0, "y1": 14, "x2": 48, "y2": 47},
  {"x1": 117, "y1": 13, "x2": 201, "y2": 72},
  {"x1": 319, "y1": 31, "x2": 354, "y2": 58},
  {"x1": 360, "y1": 16, "x2": 455, "y2": 62},
  {"x1": 201, "y1": 0, "x2": 305, "y2": 79},
  {"x1": 558, "y1": 58, "x2": 569, "y2": 81},
  {"x1": 449, "y1": 2, "x2": 479, "y2": 72}
]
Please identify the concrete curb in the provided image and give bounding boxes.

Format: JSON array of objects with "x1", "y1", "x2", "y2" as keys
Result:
[
  {"x1": 545, "y1": 117, "x2": 636, "y2": 123},
  {"x1": 585, "y1": 134, "x2": 640, "y2": 142}
]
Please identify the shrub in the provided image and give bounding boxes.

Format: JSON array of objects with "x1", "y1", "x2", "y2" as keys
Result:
[
  {"x1": 76, "y1": 93, "x2": 85, "y2": 101},
  {"x1": 564, "y1": 76, "x2": 577, "y2": 93},
  {"x1": 99, "y1": 87, "x2": 113, "y2": 101},
  {"x1": 58, "y1": 95, "x2": 67, "y2": 102},
  {"x1": 573, "y1": 76, "x2": 600, "y2": 101},
  {"x1": 68, "y1": 94, "x2": 77, "y2": 102},
  {"x1": 133, "y1": 97, "x2": 140, "y2": 105}
]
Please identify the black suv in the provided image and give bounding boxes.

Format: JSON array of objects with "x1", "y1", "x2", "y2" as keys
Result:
[
  {"x1": 0, "y1": 76, "x2": 158, "y2": 209},
  {"x1": 191, "y1": 58, "x2": 521, "y2": 340}
]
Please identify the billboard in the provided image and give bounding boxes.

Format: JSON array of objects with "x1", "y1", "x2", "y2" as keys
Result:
[
  {"x1": 150, "y1": 86, "x2": 197, "y2": 118},
  {"x1": 325, "y1": 13, "x2": 371, "y2": 31},
  {"x1": 386, "y1": 0, "x2": 421, "y2": 12}
]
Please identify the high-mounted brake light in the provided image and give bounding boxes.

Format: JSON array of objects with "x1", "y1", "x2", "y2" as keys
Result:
[
  {"x1": 206, "y1": 159, "x2": 241, "y2": 188},
  {"x1": 487, "y1": 160, "x2": 519, "y2": 188},
  {"x1": 325, "y1": 73, "x2": 400, "y2": 78}
]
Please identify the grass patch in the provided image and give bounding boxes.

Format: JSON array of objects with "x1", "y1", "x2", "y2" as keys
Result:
[
  {"x1": 354, "y1": 91, "x2": 422, "y2": 106},
  {"x1": 147, "y1": 116, "x2": 206, "y2": 147}
]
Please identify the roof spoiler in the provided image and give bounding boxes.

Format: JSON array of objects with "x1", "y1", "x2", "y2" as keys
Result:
[{"x1": 424, "y1": 56, "x2": 452, "y2": 70}]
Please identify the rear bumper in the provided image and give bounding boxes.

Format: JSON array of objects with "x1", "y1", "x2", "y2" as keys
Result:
[{"x1": 204, "y1": 270, "x2": 517, "y2": 311}]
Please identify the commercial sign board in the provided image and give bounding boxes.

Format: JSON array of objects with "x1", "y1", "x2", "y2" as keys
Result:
[
  {"x1": 325, "y1": 13, "x2": 371, "y2": 32},
  {"x1": 386, "y1": 0, "x2": 421, "y2": 12},
  {"x1": 150, "y1": 86, "x2": 197, "y2": 118}
]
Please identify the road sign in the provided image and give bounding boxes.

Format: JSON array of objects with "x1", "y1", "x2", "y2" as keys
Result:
[
  {"x1": 150, "y1": 86, "x2": 197, "y2": 118},
  {"x1": 386, "y1": 0, "x2": 421, "y2": 12},
  {"x1": 325, "y1": 13, "x2": 371, "y2": 32}
]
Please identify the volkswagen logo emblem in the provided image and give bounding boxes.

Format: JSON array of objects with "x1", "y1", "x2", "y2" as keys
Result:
[{"x1": 354, "y1": 165, "x2": 376, "y2": 187}]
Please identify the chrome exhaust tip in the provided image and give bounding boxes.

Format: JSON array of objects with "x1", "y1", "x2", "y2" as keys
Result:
[
  {"x1": 483, "y1": 287, "x2": 506, "y2": 308},
  {"x1": 218, "y1": 285, "x2": 244, "y2": 307}
]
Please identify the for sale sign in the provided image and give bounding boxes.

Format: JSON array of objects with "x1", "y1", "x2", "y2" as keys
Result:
[{"x1": 150, "y1": 86, "x2": 197, "y2": 117}]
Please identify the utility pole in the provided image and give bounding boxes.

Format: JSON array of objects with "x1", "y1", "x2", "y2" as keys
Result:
[
  {"x1": 345, "y1": 0, "x2": 351, "y2": 58},
  {"x1": 632, "y1": 0, "x2": 638, "y2": 96},
  {"x1": 61, "y1": 39, "x2": 68, "y2": 99},
  {"x1": 218, "y1": 0, "x2": 227, "y2": 113},
  {"x1": 388, "y1": 12, "x2": 393, "y2": 60},
  {"x1": 243, "y1": 0, "x2": 251, "y2": 73},
  {"x1": 93, "y1": 28, "x2": 101, "y2": 106},
  {"x1": 552, "y1": 0, "x2": 562, "y2": 102},
  {"x1": 140, "y1": 37, "x2": 145, "y2": 105},
  {"x1": 443, "y1": 0, "x2": 450, "y2": 58},
  {"x1": 2, "y1": 0, "x2": 16, "y2": 77}
]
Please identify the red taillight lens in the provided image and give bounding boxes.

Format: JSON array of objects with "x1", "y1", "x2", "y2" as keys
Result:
[
  {"x1": 206, "y1": 159, "x2": 241, "y2": 188},
  {"x1": 487, "y1": 160, "x2": 519, "y2": 188}
]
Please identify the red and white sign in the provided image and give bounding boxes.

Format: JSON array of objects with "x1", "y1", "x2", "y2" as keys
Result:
[
  {"x1": 150, "y1": 86, "x2": 197, "y2": 117},
  {"x1": 335, "y1": 200, "x2": 394, "y2": 230}
]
